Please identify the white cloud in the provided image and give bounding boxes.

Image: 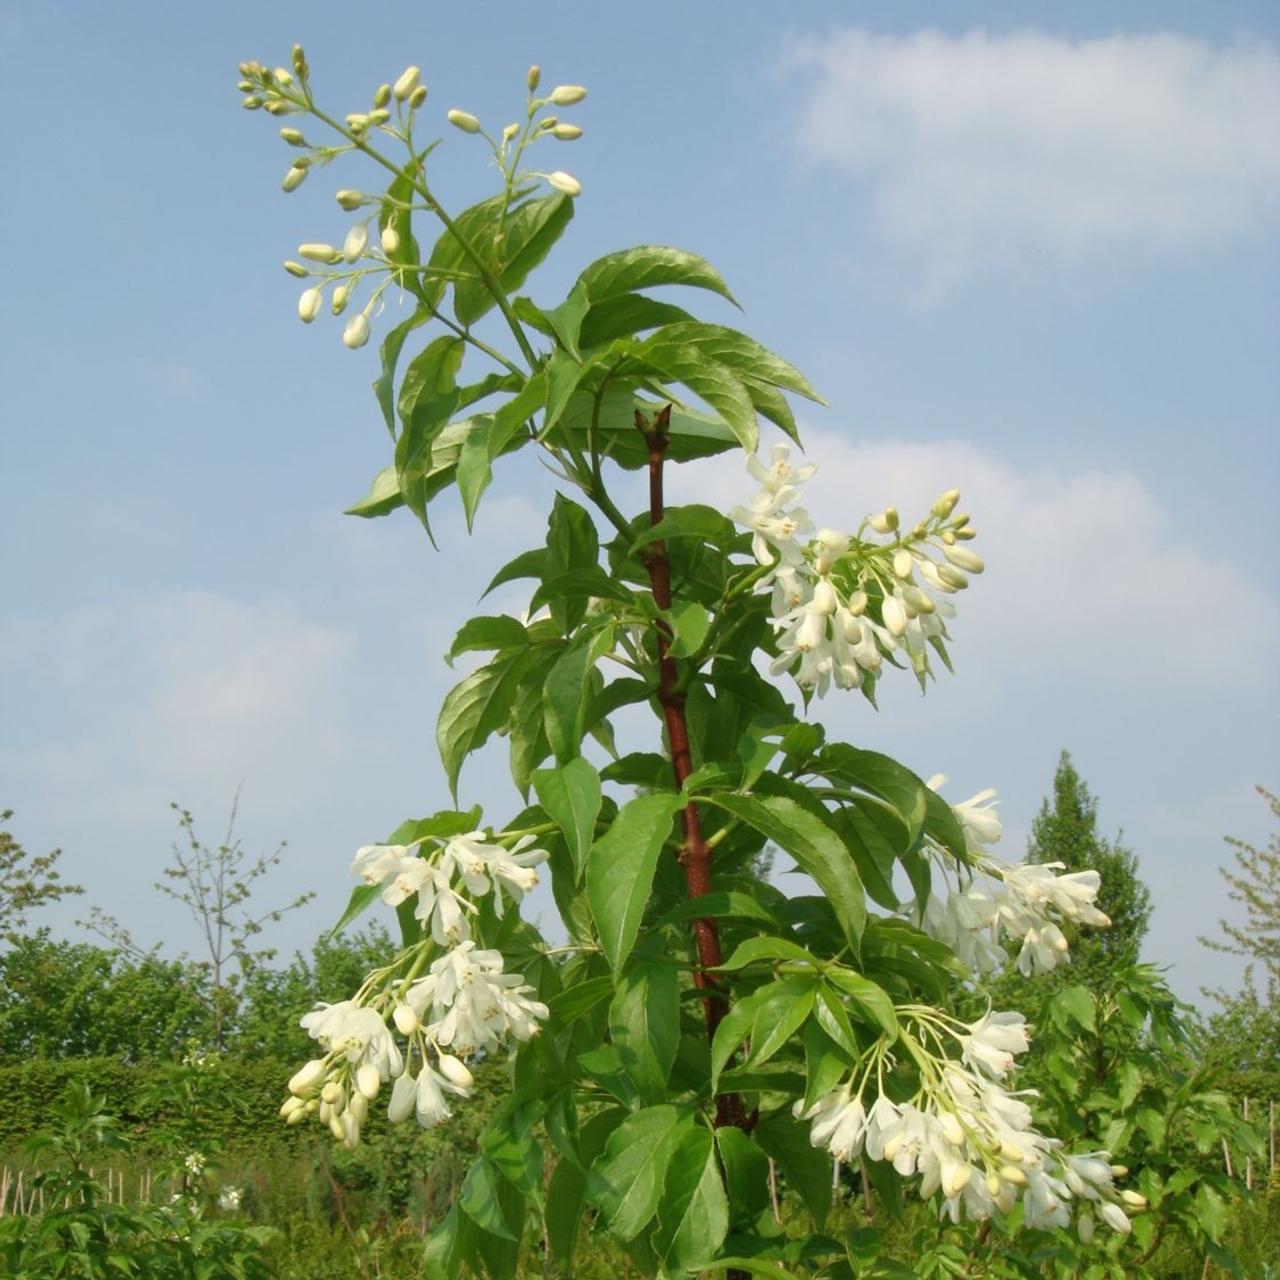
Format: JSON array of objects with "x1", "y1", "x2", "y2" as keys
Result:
[
  {"x1": 2, "y1": 590, "x2": 356, "y2": 819},
  {"x1": 670, "y1": 428, "x2": 1280, "y2": 692},
  {"x1": 785, "y1": 28, "x2": 1280, "y2": 285}
]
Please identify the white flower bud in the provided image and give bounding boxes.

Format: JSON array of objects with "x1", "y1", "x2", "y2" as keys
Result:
[
  {"x1": 1099, "y1": 1202, "x2": 1132, "y2": 1234},
  {"x1": 999, "y1": 1165, "x2": 1028, "y2": 1187},
  {"x1": 336, "y1": 189, "x2": 365, "y2": 211},
  {"x1": 298, "y1": 243, "x2": 338, "y2": 262},
  {"x1": 547, "y1": 171, "x2": 581, "y2": 197},
  {"x1": 526, "y1": 65, "x2": 541, "y2": 93},
  {"x1": 549, "y1": 85, "x2": 587, "y2": 105},
  {"x1": 1110, "y1": 1164, "x2": 1129, "y2": 1178},
  {"x1": 347, "y1": 1091, "x2": 368, "y2": 1124},
  {"x1": 279, "y1": 127, "x2": 306, "y2": 146},
  {"x1": 282, "y1": 165, "x2": 307, "y2": 192},
  {"x1": 936, "y1": 562, "x2": 969, "y2": 590},
  {"x1": 288, "y1": 1059, "x2": 326, "y2": 1096},
  {"x1": 941, "y1": 1113, "x2": 965, "y2": 1146},
  {"x1": 1078, "y1": 1212, "x2": 1095, "y2": 1243},
  {"x1": 273, "y1": 67, "x2": 293, "y2": 86},
  {"x1": 448, "y1": 109, "x2": 480, "y2": 133},
  {"x1": 409, "y1": 85, "x2": 428, "y2": 109},
  {"x1": 954, "y1": 526, "x2": 978, "y2": 541},
  {"x1": 286, "y1": 1105, "x2": 308, "y2": 1125},
  {"x1": 328, "y1": 1109, "x2": 347, "y2": 1142},
  {"x1": 392, "y1": 1004, "x2": 419, "y2": 1035},
  {"x1": 436, "y1": 1055, "x2": 474, "y2": 1090},
  {"x1": 321, "y1": 1080, "x2": 345, "y2": 1109},
  {"x1": 881, "y1": 595, "x2": 907, "y2": 637},
  {"x1": 283, "y1": 260, "x2": 308, "y2": 278},
  {"x1": 242, "y1": 96, "x2": 264, "y2": 111},
  {"x1": 811, "y1": 580, "x2": 838, "y2": 615},
  {"x1": 943, "y1": 544, "x2": 985, "y2": 573},
  {"x1": 343, "y1": 313, "x2": 371, "y2": 349},
  {"x1": 356, "y1": 1063, "x2": 382, "y2": 1100},
  {"x1": 331, "y1": 284, "x2": 351, "y2": 315},
  {"x1": 297, "y1": 287, "x2": 323, "y2": 323},
  {"x1": 501, "y1": 122, "x2": 520, "y2": 143},
  {"x1": 279, "y1": 1095, "x2": 306, "y2": 1120},
  {"x1": 368, "y1": 108, "x2": 391, "y2": 126},
  {"x1": 380, "y1": 224, "x2": 401, "y2": 255},
  {"x1": 892, "y1": 548, "x2": 914, "y2": 579},
  {"x1": 346, "y1": 113, "x2": 370, "y2": 130},
  {"x1": 374, "y1": 83, "x2": 391, "y2": 109},
  {"x1": 394, "y1": 66, "x2": 422, "y2": 101},
  {"x1": 343, "y1": 223, "x2": 368, "y2": 263},
  {"x1": 846, "y1": 590, "x2": 868, "y2": 617},
  {"x1": 947, "y1": 1163, "x2": 972, "y2": 1195},
  {"x1": 869, "y1": 507, "x2": 898, "y2": 534},
  {"x1": 387, "y1": 1071, "x2": 416, "y2": 1123},
  {"x1": 932, "y1": 489, "x2": 960, "y2": 518},
  {"x1": 1120, "y1": 1190, "x2": 1148, "y2": 1210},
  {"x1": 903, "y1": 586, "x2": 934, "y2": 614},
  {"x1": 552, "y1": 123, "x2": 583, "y2": 140}
]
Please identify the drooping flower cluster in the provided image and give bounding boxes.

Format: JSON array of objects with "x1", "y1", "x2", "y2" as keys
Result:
[
  {"x1": 798, "y1": 1007, "x2": 1144, "y2": 1235},
  {"x1": 237, "y1": 50, "x2": 586, "y2": 350},
  {"x1": 920, "y1": 778, "x2": 1111, "y2": 977},
  {"x1": 728, "y1": 446, "x2": 982, "y2": 697},
  {"x1": 279, "y1": 830, "x2": 550, "y2": 1147},
  {"x1": 352, "y1": 829, "x2": 546, "y2": 944}
]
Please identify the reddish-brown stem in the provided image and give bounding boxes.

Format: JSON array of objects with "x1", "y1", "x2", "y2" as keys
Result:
[{"x1": 640, "y1": 406, "x2": 747, "y2": 1133}]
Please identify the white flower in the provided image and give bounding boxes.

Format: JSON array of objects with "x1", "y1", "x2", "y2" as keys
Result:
[
  {"x1": 953, "y1": 788, "x2": 1002, "y2": 847},
  {"x1": 342, "y1": 312, "x2": 371, "y2": 349},
  {"x1": 343, "y1": 223, "x2": 368, "y2": 262},
  {"x1": 351, "y1": 843, "x2": 413, "y2": 885},
  {"x1": 297, "y1": 287, "x2": 323, "y2": 323},
  {"x1": 387, "y1": 1071, "x2": 416, "y2": 1123},
  {"x1": 381, "y1": 225, "x2": 401, "y2": 255},
  {"x1": 959, "y1": 1011, "x2": 1030, "y2": 1080},
  {"x1": 218, "y1": 1185, "x2": 243, "y2": 1212},
  {"x1": 1099, "y1": 1200, "x2": 1132, "y2": 1234}
]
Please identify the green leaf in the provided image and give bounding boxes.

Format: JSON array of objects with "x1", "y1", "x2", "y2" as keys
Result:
[
  {"x1": 448, "y1": 615, "x2": 530, "y2": 664},
  {"x1": 579, "y1": 293, "x2": 696, "y2": 348},
  {"x1": 706, "y1": 793, "x2": 867, "y2": 949},
  {"x1": 667, "y1": 601, "x2": 711, "y2": 658},
  {"x1": 629, "y1": 503, "x2": 740, "y2": 552},
  {"x1": 608, "y1": 958, "x2": 680, "y2": 1105},
  {"x1": 458, "y1": 1158, "x2": 518, "y2": 1241},
  {"x1": 531, "y1": 757, "x2": 602, "y2": 878},
  {"x1": 717, "y1": 936, "x2": 818, "y2": 972},
  {"x1": 643, "y1": 321, "x2": 821, "y2": 402},
  {"x1": 632, "y1": 342, "x2": 758, "y2": 452},
  {"x1": 755, "y1": 1110, "x2": 832, "y2": 1228},
  {"x1": 345, "y1": 464, "x2": 404, "y2": 519},
  {"x1": 545, "y1": 280, "x2": 591, "y2": 359},
  {"x1": 329, "y1": 883, "x2": 380, "y2": 936},
  {"x1": 586, "y1": 793, "x2": 682, "y2": 970},
  {"x1": 825, "y1": 970, "x2": 898, "y2": 1037},
  {"x1": 543, "y1": 627, "x2": 613, "y2": 763},
  {"x1": 714, "y1": 1261, "x2": 799, "y2": 1280},
  {"x1": 716, "y1": 1126, "x2": 773, "y2": 1226},
  {"x1": 578, "y1": 245, "x2": 739, "y2": 308},
  {"x1": 484, "y1": 547, "x2": 547, "y2": 596},
  {"x1": 652, "y1": 1124, "x2": 729, "y2": 1271},
  {"x1": 585, "y1": 1105, "x2": 684, "y2": 1240},
  {"x1": 654, "y1": 891, "x2": 782, "y2": 931},
  {"x1": 802, "y1": 1020, "x2": 851, "y2": 1110},
  {"x1": 373, "y1": 308, "x2": 429, "y2": 434},
  {"x1": 710, "y1": 986, "x2": 767, "y2": 1088},
  {"x1": 543, "y1": 348, "x2": 591, "y2": 434},
  {"x1": 817, "y1": 745, "x2": 929, "y2": 845},
  {"x1": 437, "y1": 648, "x2": 530, "y2": 798},
  {"x1": 398, "y1": 335, "x2": 466, "y2": 429},
  {"x1": 829, "y1": 804, "x2": 900, "y2": 911},
  {"x1": 456, "y1": 415, "x2": 494, "y2": 530},
  {"x1": 748, "y1": 976, "x2": 817, "y2": 1068},
  {"x1": 1055, "y1": 985, "x2": 1097, "y2": 1034}
]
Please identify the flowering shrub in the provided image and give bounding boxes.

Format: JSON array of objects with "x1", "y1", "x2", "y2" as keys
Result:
[{"x1": 238, "y1": 46, "x2": 1146, "y2": 1278}]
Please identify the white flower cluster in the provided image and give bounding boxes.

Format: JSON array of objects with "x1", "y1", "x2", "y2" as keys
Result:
[
  {"x1": 920, "y1": 779, "x2": 1111, "y2": 977},
  {"x1": 239, "y1": 52, "x2": 585, "y2": 351},
  {"x1": 279, "y1": 831, "x2": 550, "y2": 1147},
  {"x1": 798, "y1": 1008, "x2": 1145, "y2": 1235},
  {"x1": 728, "y1": 446, "x2": 981, "y2": 698},
  {"x1": 352, "y1": 829, "x2": 546, "y2": 945}
]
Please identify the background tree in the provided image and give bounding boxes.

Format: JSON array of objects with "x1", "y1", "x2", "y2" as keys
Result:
[
  {"x1": 1027, "y1": 750, "x2": 1152, "y2": 987},
  {"x1": 82, "y1": 793, "x2": 314, "y2": 1049},
  {"x1": 0, "y1": 809, "x2": 82, "y2": 945},
  {"x1": 1198, "y1": 785, "x2": 1280, "y2": 1000}
]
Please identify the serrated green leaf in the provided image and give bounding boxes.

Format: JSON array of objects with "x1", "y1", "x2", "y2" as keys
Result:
[
  {"x1": 373, "y1": 308, "x2": 429, "y2": 435},
  {"x1": 642, "y1": 321, "x2": 821, "y2": 402},
  {"x1": 717, "y1": 936, "x2": 818, "y2": 972},
  {"x1": 817, "y1": 745, "x2": 929, "y2": 845},
  {"x1": 545, "y1": 279, "x2": 591, "y2": 359},
  {"x1": 532, "y1": 757, "x2": 602, "y2": 877},
  {"x1": 609, "y1": 958, "x2": 680, "y2": 1105},
  {"x1": 448, "y1": 615, "x2": 530, "y2": 664},
  {"x1": 585, "y1": 1105, "x2": 684, "y2": 1240},
  {"x1": 456, "y1": 415, "x2": 494, "y2": 530},
  {"x1": 825, "y1": 970, "x2": 898, "y2": 1037},
  {"x1": 586, "y1": 793, "x2": 682, "y2": 970},
  {"x1": 437, "y1": 648, "x2": 530, "y2": 798},
  {"x1": 706, "y1": 793, "x2": 867, "y2": 949},
  {"x1": 579, "y1": 293, "x2": 696, "y2": 348},
  {"x1": 748, "y1": 976, "x2": 817, "y2": 1068},
  {"x1": 578, "y1": 245, "x2": 739, "y2": 308},
  {"x1": 632, "y1": 343, "x2": 758, "y2": 452},
  {"x1": 652, "y1": 1124, "x2": 729, "y2": 1271},
  {"x1": 344, "y1": 464, "x2": 404, "y2": 519}
]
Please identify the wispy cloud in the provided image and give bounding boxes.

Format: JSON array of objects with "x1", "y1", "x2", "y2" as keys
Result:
[{"x1": 784, "y1": 29, "x2": 1280, "y2": 288}]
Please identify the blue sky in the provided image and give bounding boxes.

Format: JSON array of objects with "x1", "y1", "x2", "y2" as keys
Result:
[{"x1": 2, "y1": 1, "x2": 1277, "y2": 1002}]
